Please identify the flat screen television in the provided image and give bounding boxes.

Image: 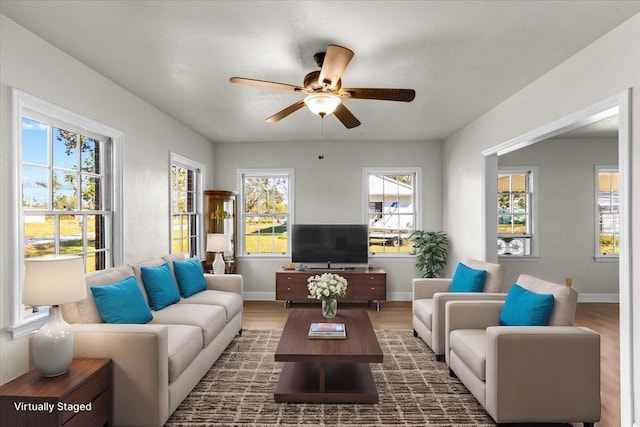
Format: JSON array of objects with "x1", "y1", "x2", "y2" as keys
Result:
[{"x1": 291, "y1": 224, "x2": 369, "y2": 265}]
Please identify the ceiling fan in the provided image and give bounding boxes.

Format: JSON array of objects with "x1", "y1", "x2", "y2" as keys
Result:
[{"x1": 230, "y1": 44, "x2": 416, "y2": 129}]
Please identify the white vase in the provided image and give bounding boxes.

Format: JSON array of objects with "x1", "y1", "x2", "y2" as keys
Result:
[{"x1": 322, "y1": 299, "x2": 337, "y2": 318}]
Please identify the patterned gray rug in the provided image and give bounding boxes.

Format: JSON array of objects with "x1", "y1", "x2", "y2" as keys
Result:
[{"x1": 165, "y1": 329, "x2": 495, "y2": 426}]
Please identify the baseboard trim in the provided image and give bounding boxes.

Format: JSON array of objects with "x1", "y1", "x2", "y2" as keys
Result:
[
  {"x1": 577, "y1": 293, "x2": 619, "y2": 303},
  {"x1": 244, "y1": 292, "x2": 276, "y2": 301},
  {"x1": 243, "y1": 291, "x2": 619, "y2": 303}
]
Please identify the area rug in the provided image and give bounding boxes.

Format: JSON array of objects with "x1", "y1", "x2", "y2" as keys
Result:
[{"x1": 165, "y1": 329, "x2": 495, "y2": 426}]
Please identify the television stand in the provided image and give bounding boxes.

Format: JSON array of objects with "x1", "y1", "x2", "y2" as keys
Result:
[{"x1": 275, "y1": 267, "x2": 387, "y2": 311}]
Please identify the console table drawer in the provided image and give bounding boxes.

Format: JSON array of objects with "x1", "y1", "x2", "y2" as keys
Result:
[
  {"x1": 275, "y1": 282, "x2": 309, "y2": 301},
  {"x1": 351, "y1": 284, "x2": 386, "y2": 301}
]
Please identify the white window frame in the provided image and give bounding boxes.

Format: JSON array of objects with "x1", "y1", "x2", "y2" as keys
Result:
[
  {"x1": 497, "y1": 166, "x2": 539, "y2": 259},
  {"x1": 6, "y1": 89, "x2": 124, "y2": 339},
  {"x1": 594, "y1": 165, "x2": 619, "y2": 261},
  {"x1": 363, "y1": 167, "x2": 422, "y2": 257},
  {"x1": 169, "y1": 152, "x2": 205, "y2": 259},
  {"x1": 236, "y1": 168, "x2": 294, "y2": 257}
]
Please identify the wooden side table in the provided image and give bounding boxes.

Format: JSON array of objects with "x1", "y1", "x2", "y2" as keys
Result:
[{"x1": 0, "y1": 358, "x2": 111, "y2": 427}]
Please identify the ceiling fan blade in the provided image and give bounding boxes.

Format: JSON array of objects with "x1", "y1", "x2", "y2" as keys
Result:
[
  {"x1": 318, "y1": 45, "x2": 354, "y2": 89},
  {"x1": 341, "y1": 88, "x2": 416, "y2": 102},
  {"x1": 333, "y1": 103, "x2": 361, "y2": 129},
  {"x1": 265, "y1": 100, "x2": 306, "y2": 123},
  {"x1": 230, "y1": 77, "x2": 305, "y2": 92}
]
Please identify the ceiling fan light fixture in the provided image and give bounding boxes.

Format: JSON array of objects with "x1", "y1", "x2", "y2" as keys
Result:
[{"x1": 304, "y1": 93, "x2": 341, "y2": 117}]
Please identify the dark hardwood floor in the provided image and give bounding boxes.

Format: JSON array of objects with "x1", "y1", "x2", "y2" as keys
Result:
[{"x1": 243, "y1": 301, "x2": 620, "y2": 427}]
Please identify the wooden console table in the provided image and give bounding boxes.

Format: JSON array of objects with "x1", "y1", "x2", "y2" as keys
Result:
[
  {"x1": 0, "y1": 358, "x2": 111, "y2": 427},
  {"x1": 275, "y1": 267, "x2": 387, "y2": 310}
]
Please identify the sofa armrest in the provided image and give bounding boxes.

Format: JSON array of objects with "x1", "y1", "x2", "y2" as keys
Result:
[
  {"x1": 485, "y1": 326, "x2": 601, "y2": 423},
  {"x1": 430, "y1": 292, "x2": 506, "y2": 355},
  {"x1": 204, "y1": 273, "x2": 243, "y2": 296},
  {"x1": 412, "y1": 278, "x2": 452, "y2": 300},
  {"x1": 445, "y1": 300, "x2": 504, "y2": 331},
  {"x1": 71, "y1": 323, "x2": 169, "y2": 427},
  {"x1": 444, "y1": 300, "x2": 503, "y2": 363}
]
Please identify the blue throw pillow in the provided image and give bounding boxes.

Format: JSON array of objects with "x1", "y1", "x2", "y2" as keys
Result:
[
  {"x1": 173, "y1": 258, "x2": 207, "y2": 297},
  {"x1": 140, "y1": 263, "x2": 181, "y2": 310},
  {"x1": 449, "y1": 262, "x2": 487, "y2": 292},
  {"x1": 91, "y1": 276, "x2": 153, "y2": 324},
  {"x1": 499, "y1": 284, "x2": 555, "y2": 326}
]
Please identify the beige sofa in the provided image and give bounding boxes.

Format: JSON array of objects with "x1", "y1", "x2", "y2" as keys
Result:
[
  {"x1": 61, "y1": 254, "x2": 243, "y2": 426},
  {"x1": 445, "y1": 274, "x2": 600, "y2": 426},
  {"x1": 412, "y1": 259, "x2": 505, "y2": 361}
]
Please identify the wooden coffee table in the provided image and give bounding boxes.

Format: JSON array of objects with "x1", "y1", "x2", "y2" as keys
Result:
[{"x1": 274, "y1": 309, "x2": 383, "y2": 403}]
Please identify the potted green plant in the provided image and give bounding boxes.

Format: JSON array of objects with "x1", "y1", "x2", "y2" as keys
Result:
[{"x1": 409, "y1": 230, "x2": 448, "y2": 278}]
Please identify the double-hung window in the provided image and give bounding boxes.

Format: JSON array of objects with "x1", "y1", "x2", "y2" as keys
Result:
[
  {"x1": 170, "y1": 153, "x2": 204, "y2": 258},
  {"x1": 497, "y1": 167, "x2": 537, "y2": 257},
  {"x1": 364, "y1": 167, "x2": 420, "y2": 254},
  {"x1": 238, "y1": 169, "x2": 293, "y2": 255},
  {"x1": 595, "y1": 166, "x2": 620, "y2": 258},
  {"x1": 10, "y1": 89, "x2": 123, "y2": 338}
]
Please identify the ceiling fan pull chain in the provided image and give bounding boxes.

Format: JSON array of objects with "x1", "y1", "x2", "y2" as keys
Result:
[{"x1": 318, "y1": 117, "x2": 325, "y2": 160}]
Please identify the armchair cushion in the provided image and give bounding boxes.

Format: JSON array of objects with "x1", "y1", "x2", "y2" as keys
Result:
[
  {"x1": 499, "y1": 284, "x2": 555, "y2": 326},
  {"x1": 449, "y1": 262, "x2": 486, "y2": 293},
  {"x1": 412, "y1": 299, "x2": 434, "y2": 330},
  {"x1": 141, "y1": 263, "x2": 181, "y2": 310},
  {"x1": 91, "y1": 276, "x2": 153, "y2": 324}
]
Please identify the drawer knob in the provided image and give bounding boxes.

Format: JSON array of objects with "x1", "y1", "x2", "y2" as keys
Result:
[
  {"x1": 371, "y1": 287, "x2": 375, "y2": 290},
  {"x1": 287, "y1": 287, "x2": 291, "y2": 291},
  {"x1": 370, "y1": 277, "x2": 375, "y2": 280}
]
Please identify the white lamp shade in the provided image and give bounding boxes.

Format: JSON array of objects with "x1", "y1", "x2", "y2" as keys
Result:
[
  {"x1": 304, "y1": 93, "x2": 341, "y2": 116},
  {"x1": 207, "y1": 233, "x2": 230, "y2": 253},
  {"x1": 23, "y1": 256, "x2": 87, "y2": 306}
]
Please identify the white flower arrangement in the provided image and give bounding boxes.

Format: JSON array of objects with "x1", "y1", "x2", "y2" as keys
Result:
[{"x1": 307, "y1": 273, "x2": 348, "y2": 301}]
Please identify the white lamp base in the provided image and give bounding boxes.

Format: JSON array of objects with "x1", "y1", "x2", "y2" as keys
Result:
[
  {"x1": 212, "y1": 252, "x2": 226, "y2": 274},
  {"x1": 33, "y1": 306, "x2": 74, "y2": 377}
]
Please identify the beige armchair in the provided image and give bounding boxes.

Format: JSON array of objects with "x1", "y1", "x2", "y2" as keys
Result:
[
  {"x1": 412, "y1": 259, "x2": 505, "y2": 361},
  {"x1": 445, "y1": 274, "x2": 600, "y2": 426}
]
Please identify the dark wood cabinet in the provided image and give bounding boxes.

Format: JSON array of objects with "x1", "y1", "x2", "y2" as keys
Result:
[
  {"x1": 204, "y1": 190, "x2": 237, "y2": 273},
  {"x1": 275, "y1": 268, "x2": 387, "y2": 310},
  {"x1": 0, "y1": 358, "x2": 111, "y2": 427}
]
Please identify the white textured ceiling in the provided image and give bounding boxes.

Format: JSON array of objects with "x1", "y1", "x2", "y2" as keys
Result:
[{"x1": 1, "y1": 1, "x2": 638, "y2": 143}]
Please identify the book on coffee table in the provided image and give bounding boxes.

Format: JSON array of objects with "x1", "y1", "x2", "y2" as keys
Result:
[{"x1": 308, "y1": 322, "x2": 346, "y2": 339}]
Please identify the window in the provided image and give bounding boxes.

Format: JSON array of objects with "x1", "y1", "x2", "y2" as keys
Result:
[
  {"x1": 238, "y1": 169, "x2": 293, "y2": 255},
  {"x1": 497, "y1": 167, "x2": 536, "y2": 257},
  {"x1": 9, "y1": 89, "x2": 123, "y2": 338},
  {"x1": 364, "y1": 168, "x2": 420, "y2": 254},
  {"x1": 595, "y1": 166, "x2": 619, "y2": 258},
  {"x1": 170, "y1": 153, "x2": 204, "y2": 258}
]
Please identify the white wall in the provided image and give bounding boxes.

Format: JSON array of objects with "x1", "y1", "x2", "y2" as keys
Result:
[
  {"x1": 442, "y1": 13, "x2": 640, "y2": 425},
  {"x1": 214, "y1": 139, "x2": 443, "y2": 300},
  {"x1": 0, "y1": 15, "x2": 216, "y2": 384},
  {"x1": 499, "y1": 137, "x2": 618, "y2": 297}
]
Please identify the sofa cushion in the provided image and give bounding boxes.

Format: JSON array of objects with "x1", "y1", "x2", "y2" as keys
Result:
[
  {"x1": 450, "y1": 329, "x2": 487, "y2": 381},
  {"x1": 150, "y1": 303, "x2": 226, "y2": 346},
  {"x1": 173, "y1": 259, "x2": 207, "y2": 298},
  {"x1": 499, "y1": 284, "x2": 555, "y2": 326},
  {"x1": 141, "y1": 263, "x2": 181, "y2": 310},
  {"x1": 449, "y1": 262, "x2": 486, "y2": 293},
  {"x1": 412, "y1": 299, "x2": 434, "y2": 330},
  {"x1": 62, "y1": 265, "x2": 138, "y2": 324},
  {"x1": 91, "y1": 276, "x2": 153, "y2": 324},
  {"x1": 166, "y1": 325, "x2": 203, "y2": 383},
  {"x1": 179, "y1": 290, "x2": 243, "y2": 322}
]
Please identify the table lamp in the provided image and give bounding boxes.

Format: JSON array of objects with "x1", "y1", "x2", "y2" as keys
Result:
[
  {"x1": 22, "y1": 255, "x2": 87, "y2": 377},
  {"x1": 207, "y1": 233, "x2": 230, "y2": 274}
]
